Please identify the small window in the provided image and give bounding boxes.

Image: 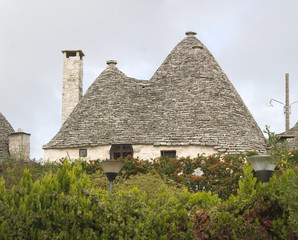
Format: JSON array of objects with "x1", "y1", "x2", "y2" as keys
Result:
[
  {"x1": 79, "y1": 149, "x2": 87, "y2": 157},
  {"x1": 161, "y1": 150, "x2": 176, "y2": 158}
]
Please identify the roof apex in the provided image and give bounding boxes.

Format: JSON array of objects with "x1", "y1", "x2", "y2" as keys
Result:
[
  {"x1": 185, "y1": 31, "x2": 197, "y2": 36},
  {"x1": 106, "y1": 60, "x2": 117, "y2": 67}
]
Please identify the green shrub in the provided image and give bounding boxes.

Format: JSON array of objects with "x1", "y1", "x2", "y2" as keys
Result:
[
  {"x1": 113, "y1": 173, "x2": 186, "y2": 200},
  {"x1": 192, "y1": 162, "x2": 298, "y2": 240}
]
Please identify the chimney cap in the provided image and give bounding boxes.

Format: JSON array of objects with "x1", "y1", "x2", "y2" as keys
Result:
[
  {"x1": 61, "y1": 50, "x2": 85, "y2": 58},
  {"x1": 106, "y1": 60, "x2": 117, "y2": 66},
  {"x1": 10, "y1": 128, "x2": 30, "y2": 136},
  {"x1": 185, "y1": 31, "x2": 197, "y2": 36}
]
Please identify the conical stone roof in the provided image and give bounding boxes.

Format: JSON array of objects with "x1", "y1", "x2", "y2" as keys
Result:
[
  {"x1": 0, "y1": 112, "x2": 14, "y2": 156},
  {"x1": 44, "y1": 32, "x2": 266, "y2": 153},
  {"x1": 278, "y1": 122, "x2": 298, "y2": 149}
]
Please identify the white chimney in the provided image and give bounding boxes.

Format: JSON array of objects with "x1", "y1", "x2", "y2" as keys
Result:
[{"x1": 61, "y1": 50, "x2": 85, "y2": 124}]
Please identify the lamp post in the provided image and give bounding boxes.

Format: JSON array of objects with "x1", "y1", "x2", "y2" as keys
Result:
[
  {"x1": 100, "y1": 160, "x2": 124, "y2": 194},
  {"x1": 247, "y1": 155, "x2": 278, "y2": 185},
  {"x1": 267, "y1": 73, "x2": 298, "y2": 131}
]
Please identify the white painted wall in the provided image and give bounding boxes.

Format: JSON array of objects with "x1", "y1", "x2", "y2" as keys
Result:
[
  {"x1": 44, "y1": 145, "x2": 110, "y2": 162},
  {"x1": 44, "y1": 144, "x2": 217, "y2": 162},
  {"x1": 133, "y1": 145, "x2": 217, "y2": 160}
]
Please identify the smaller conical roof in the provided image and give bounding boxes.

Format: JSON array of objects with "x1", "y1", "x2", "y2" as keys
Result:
[
  {"x1": 278, "y1": 122, "x2": 298, "y2": 149},
  {"x1": 0, "y1": 112, "x2": 15, "y2": 156},
  {"x1": 43, "y1": 64, "x2": 152, "y2": 148}
]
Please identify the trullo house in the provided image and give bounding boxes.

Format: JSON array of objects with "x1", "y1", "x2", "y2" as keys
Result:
[
  {"x1": 43, "y1": 31, "x2": 266, "y2": 162},
  {"x1": 0, "y1": 112, "x2": 30, "y2": 160}
]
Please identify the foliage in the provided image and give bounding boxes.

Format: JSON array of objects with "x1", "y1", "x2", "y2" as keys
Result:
[
  {"x1": 113, "y1": 173, "x2": 186, "y2": 200},
  {"x1": 0, "y1": 150, "x2": 297, "y2": 239},
  {"x1": 70, "y1": 153, "x2": 246, "y2": 200},
  {"x1": 0, "y1": 160, "x2": 221, "y2": 239},
  {"x1": 192, "y1": 153, "x2": 245, "y2": 199},
  {"x1": 264, "y1": 125, "x2": 286, "y2": 155},
  {"x1": 274, "y1": 167, "x2": 298, "y2": 236},
  {"x1": 264, "y1": 125, "x2": 298, "y2": 171},
  {"x1": 0, "y1": 155, "x2": 59, "y2": 190},
  {"x1": 87, "y1": 154, "x2": 245, "y2": 200},
  {"x1": 192, "y1": 163, "x2": 298, "y2": 239}
]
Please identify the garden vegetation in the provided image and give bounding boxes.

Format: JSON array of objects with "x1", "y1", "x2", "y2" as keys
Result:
[{"x1": 0, "y1": 132, "x2": 297, "y2": 239}]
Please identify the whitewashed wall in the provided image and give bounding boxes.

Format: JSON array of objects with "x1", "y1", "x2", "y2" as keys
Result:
[{"x1": 44, "y1": 144, "x2": 217, "y2": 162}]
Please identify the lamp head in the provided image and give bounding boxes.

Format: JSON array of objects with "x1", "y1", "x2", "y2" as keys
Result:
[
  {"x1": 266, "y1": 102, "x2": 273, "y2": 107},
  {"x1": 100, "y1": 160, "x2": 124, "y2": 182},
  {"x1": 247, "y1": 155, "x2": 278, "y2": 183}
]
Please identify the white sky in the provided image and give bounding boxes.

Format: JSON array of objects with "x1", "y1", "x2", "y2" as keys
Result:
[{"x1": 0, "y1": 0, "x2": 298, "y2": 160}]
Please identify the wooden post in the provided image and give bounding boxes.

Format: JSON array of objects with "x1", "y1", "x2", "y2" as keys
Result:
[{"x1": 285, "y1": 73, "x2": 290, "y2": 131}]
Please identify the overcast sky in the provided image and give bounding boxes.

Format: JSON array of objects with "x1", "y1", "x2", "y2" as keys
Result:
[{"x1": 1, "y1": 0, "x2": 298, "y2": 160}]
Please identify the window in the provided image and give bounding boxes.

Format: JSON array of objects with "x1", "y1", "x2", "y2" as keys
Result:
[
  {"x1": 161, "y1": 150, "x2": 176, "y2": 158},
  {"x1": 110, "y1": 144, "x2": 133, "y2": 159},
  {"x1": 79, "y1": 149, "x2": 87, "y2": 157}
]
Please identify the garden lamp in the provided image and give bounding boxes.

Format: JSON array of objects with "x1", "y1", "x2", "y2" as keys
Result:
[
  {"x1": 247, "y1": 155, "x2": 278, "y2": 184},
  {"x1": 100, "y1": 160, "x2": 124, "y2": 194}
]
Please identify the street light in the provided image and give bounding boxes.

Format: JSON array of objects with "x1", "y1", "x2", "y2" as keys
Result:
[
  {"x1": 100, "y1": 160, "x2": 124, "y2": 194},
  {"x1": 267, "y1": 73, "x2": 298, "y2": 131},
  {"x1": 247, "y1": 155, "x2": 278, "y2": 184},
  {"x1": 267, "y1": 99, "x2": 298, "y2": 128}
]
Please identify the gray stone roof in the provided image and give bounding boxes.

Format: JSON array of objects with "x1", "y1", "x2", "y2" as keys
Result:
[
  {"x1": 44, "y1": 32, "x2": 266, "y2": 153},
  {"x1": 0, "y1": 112, "x2": 14, "y2": 156},
  {"x1": 278, "y1": 122, "x2": 298, "y2": 149}
]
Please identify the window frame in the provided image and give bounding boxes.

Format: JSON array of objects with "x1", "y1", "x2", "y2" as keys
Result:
[
  {"x1": 79, "y1": 149, "x2": 87, "y2": 157},
  {"x1": 161, "y1": 150, "x2": 176, "y2": 158}
]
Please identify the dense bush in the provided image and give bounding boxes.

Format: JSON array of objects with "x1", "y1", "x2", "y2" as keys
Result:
[
  {"x1": 0, "y1": 160, "x2": 222, "y2": 239},
  {"x1": 192, "y1": 164, "x2": 298, "y2": 239},
  {"x1": 0, "y1": 146, "x2": 297, "y2": 239},
  {"x1": 85, "y1": 153, "x2": 246, "y2": 200},
  {"x1": 114, "y1": 173, "x2": 186, "y2": 200},
  {"x1": 0, "y1": 155, "x2": 59, "y2": 190}
]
